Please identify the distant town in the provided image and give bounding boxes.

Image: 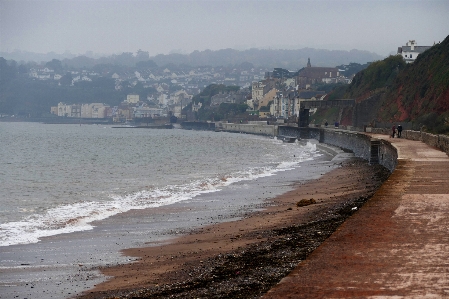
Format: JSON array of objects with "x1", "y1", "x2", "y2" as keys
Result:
[{"x1": 0, "y1": 40, "x2": 432, "y2": 124}]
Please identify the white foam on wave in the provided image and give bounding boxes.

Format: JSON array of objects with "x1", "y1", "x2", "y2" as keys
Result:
[
  {"x1": 0, "y1": 143, "x2": 321, "y2": 247},
  {"x1": 305, "y1": 141, "x2": 317, "y2": 152}
]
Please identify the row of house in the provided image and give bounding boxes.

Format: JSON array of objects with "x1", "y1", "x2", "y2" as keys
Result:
[
  {"x1": 271, "y1": 89, "x2": 325, "y2": 119},
  {"x1": 51, "y1": 94, "x2": 165, "y2": 121},
  {"x1": 246, "y1": 59, "x2": 343, "y2": 119},
  {"x1": 48, "y1": 41, "x2": 430, "y2": 121},
  {"x1": 51, "y1": 102, "x2": 110, "y2": 118},
  {"x1": 249, "y1": 40, "x2": 432, "y2": 119}
]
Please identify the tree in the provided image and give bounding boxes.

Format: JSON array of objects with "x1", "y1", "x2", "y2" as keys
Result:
[
  {"x1": 135, "y1": 60, "x2": 158, "y2": 69},
  {"x1": 0, "y1": 58, "x2": 17, "y2": 84},
  {"x1": 239, "y1": 61, "x2": 254, "y2": 69},
  {"x1": 18, "y1": 64, "x2": 29, "y2": 74},
  {"x1": 45, "y1": 59, "x2": 63, "y2": 73},
  {"x1": 136, "y1": 49, "x2": 150, "y2": 61},
  {"x1": 113, "y1": 52, "x2": 135, "y2": 67},
  {"x1": 59, "y1": 72, "x2": 73, "y2": 86}
]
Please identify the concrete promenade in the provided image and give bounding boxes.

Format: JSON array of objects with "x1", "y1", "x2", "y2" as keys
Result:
[{"x1": 263, "y1": 134, "x2": 449, "y2": 298}]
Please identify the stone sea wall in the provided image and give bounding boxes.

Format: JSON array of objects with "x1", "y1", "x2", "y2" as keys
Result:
[
  {"x1": 180, "y1": 122, "x2": 399, "y2": 172},
  {"x1": 371, "y1": 128, "x2": 449, "y2": 156},
  {"x1": 279, "y1": 126, "x2": 398, "y2": 172},
  {"x1": 181, "y1": 121, "x2": 216, "y2": 131},
  {"x1": 220, "y1": 123, "x2": 278, "y2": 136}
]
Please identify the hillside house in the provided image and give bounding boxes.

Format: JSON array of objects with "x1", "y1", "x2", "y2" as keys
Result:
[
  {"x1": 171, "y1": 90, "x2": 192, "y2": 105},
  {"x1": 273, "y1": 92, "x2": 289, "y2": 118},
  {"x1": 397, "y1": 40, "x2": 432, "y2": 63},
  {"x1": 211, "y1": 92, "x2": 236, "y2": 106},
  {"x1": 258, "y1": 88, "x2": 278, "y2": 110},
  {"x1": 192, "y1": 102, "x2": 202, "y2": 112},
  {"x1": 296, "y1": 59, "x2": 339, "y2": 89},
  {"x1": 126, "y1": 94, "x2": 140, "y2": 104}
]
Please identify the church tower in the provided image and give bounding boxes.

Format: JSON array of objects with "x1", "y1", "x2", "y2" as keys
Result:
[{"x1": 307, "y1": 58, "x2": 311, "y2": 68}]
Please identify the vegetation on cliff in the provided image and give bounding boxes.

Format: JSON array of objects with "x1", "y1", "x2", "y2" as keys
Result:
[
  {"x1": 381, "y1": 37, "x2": 449, "y2": 133},
  {"x1": 185, "y1": 84, "x2": 247, "y2": 121},
  {"x1": 322, "y1": 35, "x2": 449, "y2": 134},
  {"x1": 344, "y1": 55, "x2": 406, "y2": 101}
]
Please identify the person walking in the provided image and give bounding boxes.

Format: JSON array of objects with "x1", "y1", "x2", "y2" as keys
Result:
[
  {"x1": 397, "y1": 124, "x2": 403, "y2": 138},
  {"x1": 391, "y1": 125, "x2": 396, "y2": 138}
]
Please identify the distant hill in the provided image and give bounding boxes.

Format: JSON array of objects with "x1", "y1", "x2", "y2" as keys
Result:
[
  {"x1": 1, "y1": 48, "x2": 384, "y2": 69},
  {"x1": 149, "y1": 48, "x2": 383, "y2": 69},
  {"x1": 319, "y1": 35, "x2": 449, "y2": 134}
]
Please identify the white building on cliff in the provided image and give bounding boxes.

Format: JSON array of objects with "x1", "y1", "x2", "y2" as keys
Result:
[{"x1": 397, "y1": 40, "x2": 432, "y2": 63}]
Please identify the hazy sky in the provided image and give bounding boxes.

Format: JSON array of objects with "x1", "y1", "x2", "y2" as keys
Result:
[{"x1": 1, "y1": 0, "x2": 448, "y2": 57}]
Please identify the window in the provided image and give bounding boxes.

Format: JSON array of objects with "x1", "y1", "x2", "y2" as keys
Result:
[{"x1": 410, "y1": 54, "x2": 413, "y2": 58}]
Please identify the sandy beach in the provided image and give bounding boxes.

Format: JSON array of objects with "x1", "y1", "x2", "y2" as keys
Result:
[{"x1": 77, "y1": 157, "x2": 390, "y2": 299}]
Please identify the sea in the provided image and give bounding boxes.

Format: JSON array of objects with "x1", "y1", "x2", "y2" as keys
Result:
[{"x1": 0, "y1": 122, "x2": 341, "y2": 298}]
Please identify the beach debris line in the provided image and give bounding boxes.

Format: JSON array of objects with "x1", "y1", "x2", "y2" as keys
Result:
[
  {"x1": 95, "y1": 197, "x2": 384, "y2": 299},
  {"x1": 296, "y1": 198, "x2": 317, "y2": 207},
  {"x1": 77, "y1": 160, "x2": 391, "y2": 299}
]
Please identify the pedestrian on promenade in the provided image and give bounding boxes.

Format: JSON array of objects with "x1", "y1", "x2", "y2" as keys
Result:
[
  {"x1": 397, "y1": 124, "x2": 403, "y2": 138},
  {"x1": 391, "y1": 125, "x2": 396, "y2": 138}
]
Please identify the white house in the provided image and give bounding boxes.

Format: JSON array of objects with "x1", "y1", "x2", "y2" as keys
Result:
[
  {"x1": 273, "y1": 92, "x2": 289, "y2": 118},
  {"x1": 397, "y1": 40, "x2": 432, "y2": 63},
  {"x1": 251, "y1": 81, "x2": 265, "y2": 103},
  {"x1": 126, "y1": 94, "x2": 140, "y2": 104},
  {"x1": 133, "y1": 104, "x2": 163, "y2": 118}
]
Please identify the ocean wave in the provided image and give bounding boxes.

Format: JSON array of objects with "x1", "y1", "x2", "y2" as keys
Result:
[{"x1": 0, "y1": 143, "x2": 321, "y2": 247}]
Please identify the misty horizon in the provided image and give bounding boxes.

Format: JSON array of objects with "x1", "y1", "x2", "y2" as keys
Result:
[
  {"x1": 0, "y1": 45, "x2": 389, "y2": 61},
  {"x1": 1, "y1": 0, "x2": 448, "y2": 60}
]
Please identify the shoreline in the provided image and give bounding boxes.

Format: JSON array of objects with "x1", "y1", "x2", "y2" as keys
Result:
[{"x1": 78, "y1": 157, "x2": 391, "y2": 299}]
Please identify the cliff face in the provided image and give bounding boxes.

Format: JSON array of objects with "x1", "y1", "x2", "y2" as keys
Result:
[
  {"x1": 381, "y1": 36, "x2": 449, "y2": 131},
  {"x1": 337, "y1": 35, "x2": 449, "y2": 133},
  {"x1": 344, "y1": 55, "x2": 406, "y2": 103}
]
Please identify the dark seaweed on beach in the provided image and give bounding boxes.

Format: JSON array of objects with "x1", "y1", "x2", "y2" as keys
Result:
[{"x1": 85, "y1": 162, "x2": 390, "y2": 299}]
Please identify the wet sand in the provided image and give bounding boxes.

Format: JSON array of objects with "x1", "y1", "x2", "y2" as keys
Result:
[{"x1": 78, "y1": 158, "x2": 390, "y2": 299}]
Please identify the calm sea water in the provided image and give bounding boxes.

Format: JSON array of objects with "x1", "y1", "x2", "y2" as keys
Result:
[{"x1": 0, "y1": 122, "x2": 328, "y2": 298}]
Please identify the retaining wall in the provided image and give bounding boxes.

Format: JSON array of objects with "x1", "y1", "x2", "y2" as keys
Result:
[
  {"x1": 181, "y1": 121, "x2": 215, "y2": 131},
  {"x1": 220, "y1": 123, "x2": 278, "y2": 136}
]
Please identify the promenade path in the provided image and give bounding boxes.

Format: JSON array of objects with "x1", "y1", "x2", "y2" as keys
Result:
[{"x1": 263, "y1": 134, "x2": 449, "y2": 298}]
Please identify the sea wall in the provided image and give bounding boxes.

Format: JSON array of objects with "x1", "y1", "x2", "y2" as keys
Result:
[
  {"x1": 371, "y1": 128, "x2": 449, "y2": 156},
  {"x1": 180, "y1": 122, "x2": 399, "y2": 172},
  {"x1": 181, "y1": 121, "x2": 216, "y2": 131},
  {"x1": 279, "y1": 126, "x2": 398, "y2": 172},
  {"x1": 220, "y1": 123, "x2": 278, "y2": 136}
]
